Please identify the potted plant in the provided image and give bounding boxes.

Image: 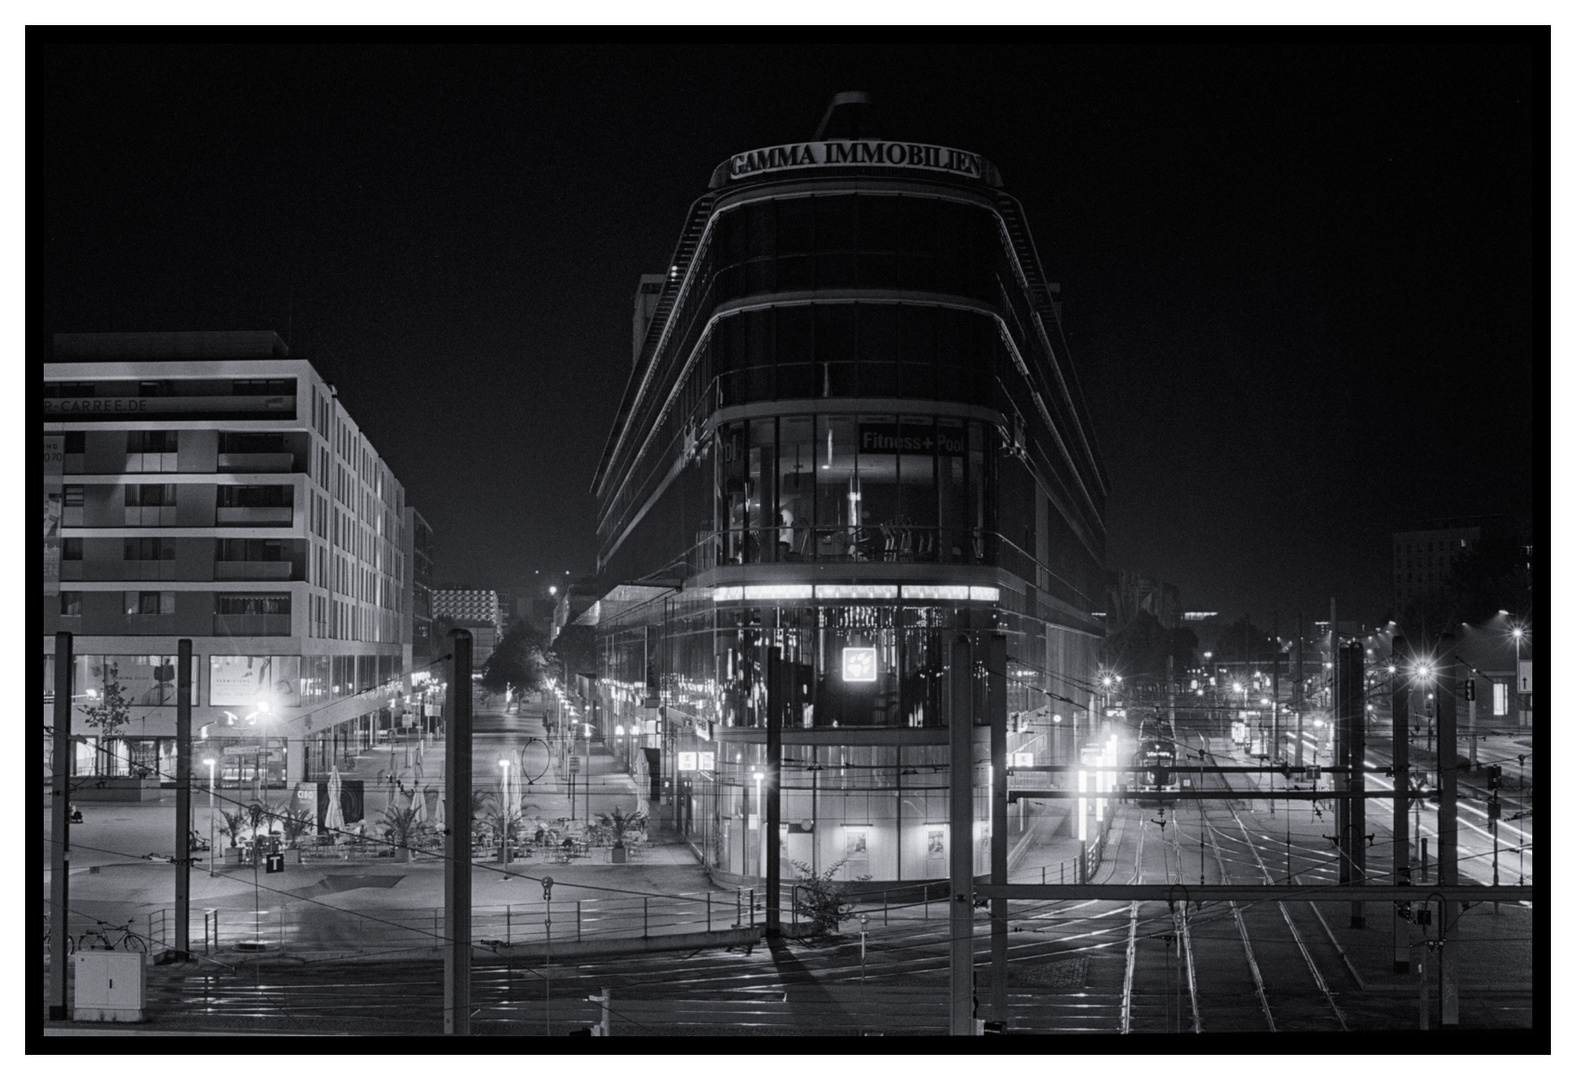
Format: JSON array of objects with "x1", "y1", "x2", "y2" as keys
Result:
[
  {"x1": 378, "y1": 804, "x2": 421, "y2": 863},
  {"x1": 279, "y1": 807, "x2": 313, "y2": 863},
  {"x1": 472, "y1": 790, "x2": 521, "y2": 866},
  {"x1": 219, "y1": 808, "x2": 248, "y2": 863},
  {"x1": 599, "y1": 807, "x2": 646, "y2": 864}
]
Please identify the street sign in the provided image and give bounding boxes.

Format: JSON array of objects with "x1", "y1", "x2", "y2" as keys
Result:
[
  {"x1": 1011, "y1": 751, "x2": 1034, "y2": 767},
  {"x1": 265, "y1": 852, "x2": 284, "y2": 874},
  {"x1": 569, "y1": 755, "x2": 581, "y2": 774},
  {"x1": 678, "y1": 751, "x2": 697, "y2": 771},
  {"x1": 1518, "y1": 661, "x2": 1532, "y2": 694},
  {"x1": 1008, "y1": 773, "x2": 1063, "y2": 793},
  {"x1": 698, "y1": 751, "x2": 716, "y2": 771}
]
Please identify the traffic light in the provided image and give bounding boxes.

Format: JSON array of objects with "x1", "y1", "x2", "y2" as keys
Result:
[
  {"x1": 1486, "y1": 764, "x2": 1502, "y2": 790},
  {"x1": 1464, "y1": 678, "x2": 1476, "y2": 702}
]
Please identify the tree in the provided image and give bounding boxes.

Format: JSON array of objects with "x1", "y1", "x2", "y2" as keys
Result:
[
  {"x1": 481, "y1": 620, "x2": 555, "y2": 696},
  {"x1": 790, "y1": 857, "x2": 870, "y2": 940},
  {"x1": 80, "y1": 662, "x2": 135, "y2": 776}
]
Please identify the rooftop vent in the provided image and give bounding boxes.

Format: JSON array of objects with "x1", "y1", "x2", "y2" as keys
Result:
[{"x1": 813, "y1": 91, "x2": 880, "y2": 141}]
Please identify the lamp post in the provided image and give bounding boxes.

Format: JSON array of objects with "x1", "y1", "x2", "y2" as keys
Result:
[
  {"x1": 1511, "y1": 625, "x2": 1524, "y2": 729},
  {"x1": 249, "y1": 701, "x2": 271, "y2": 803},
  {"x1": 203, "y1": 757, "x2": 216, "y2": 877},
  {"x1": 498, "y1": 759, "x2": 512, "y2": 873}
]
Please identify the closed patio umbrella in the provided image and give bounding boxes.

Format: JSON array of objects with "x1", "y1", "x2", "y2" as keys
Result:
[{"x1": 325, "y1": 765, "x2": 345, "y2": 840}]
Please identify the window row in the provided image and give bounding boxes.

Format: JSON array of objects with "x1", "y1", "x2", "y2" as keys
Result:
[
  {"x1": 715, "y1": 415, "x2": 991, "y2": 566},
  {"x1": 709, "y1": 302, "x2": 1002, "y2": 405}
]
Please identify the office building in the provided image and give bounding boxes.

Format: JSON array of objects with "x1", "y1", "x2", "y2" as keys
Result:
[
  {"x1": 43, "y1": 331, "x2": 412, "y2": 791},
  {"x1": 586, "y1": 95, "x2": 1109, "y2": 884}
]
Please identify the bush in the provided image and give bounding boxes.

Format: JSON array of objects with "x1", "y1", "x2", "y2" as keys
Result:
[{"x1": 791, "y1": 858, "x2": 870, "y2": 940}]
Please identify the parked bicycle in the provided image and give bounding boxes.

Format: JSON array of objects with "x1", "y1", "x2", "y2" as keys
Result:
[
  {"x1": 77, "y1": 919, "x2": 148, "y2": 953},
  {"x1": 44, "y1": 917, "x2": 75, "y2": 955}
]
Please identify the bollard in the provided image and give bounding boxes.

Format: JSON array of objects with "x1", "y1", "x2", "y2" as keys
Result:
[
  {"x1": 736, "y1": 888, "x2": 742, "y2": 927},
  {"x1": 750, "y1": 888, "x2": 756, "y2": 925},
  {"x1": 644, "y1": 897, "x2": 649, "y2": 938},
  {"x1": 1042, "y1": 865, "x2": 1046, "y2": 885},
  {"x1": 506, "y1": 904, "x2": 512, "y2": 944},
  {"x1": 884, "y1": 892, "x2": 889, "y2": 926},
  {"x1": 577, "y1": 900, "x2": 582, "y2": 943},
  {"x1": 707, "y1": 893, "x2": 712, "y2": 932}
]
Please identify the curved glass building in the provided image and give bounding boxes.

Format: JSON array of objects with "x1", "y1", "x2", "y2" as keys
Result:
[{"x1": 588, "y1": 95, "x2": 1109, "y2": 885}]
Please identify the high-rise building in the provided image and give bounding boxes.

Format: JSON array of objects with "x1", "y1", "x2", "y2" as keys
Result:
[
  {"x1": 43, "y1": 331, "x2": 412, "y2": 791},
  {"x1": 586, "y1": 95, "x2": 1109, "y2": 884}
]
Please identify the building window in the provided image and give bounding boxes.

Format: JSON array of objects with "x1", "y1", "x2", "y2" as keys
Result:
[
  {"x1": 124, "y1": 590, "x2": 175, "y2": 615},
  {"x1": 63, "y1": 432, "x2": 86, "y2": 453},
  {"x1": 126, "y1": 483, "x2": 179, "y2": 526},
  {"x1": 126, "y1": 431, "x2": 179, "y2": 472},
  {"x1": 217, "y1": 538, "x2": 287, "y2": 562},
  {"x1": 123, "y1": 537, "x2": 175, "y2": 561},
  {"x1": 60, "y1": 591, "x2": 82, "y2": 617},
  {"x1": 62, "y1": 538, "x2": 83, "y2": 561}
]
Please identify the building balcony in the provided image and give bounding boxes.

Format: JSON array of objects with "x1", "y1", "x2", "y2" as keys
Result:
[
  {"x1": 215, "y1": 507, "x2": 293, "y2": 526},
  {"x1": 212, "y1": 613, "x2": 292, "y2": 636},
  {"x1": 213, "y1": 560, "x2": 295, "y2": 580},
  {"x1": 217, "y1": 452, "x2": 298, "y2": 473}
]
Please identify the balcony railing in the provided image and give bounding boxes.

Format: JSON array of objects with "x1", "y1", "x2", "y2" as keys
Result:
[
  {"x1": 215, "y1": 506, "x2": 292, "y2": 526},
  {"x1": 213, "y1": 560, "x2": 295, "y2": 580},
  {"x1": 217, "y1": 452, "x2": 297, "y2": 473},
  {"x1": 212, "y1": 613, "x2": 292, "y2": 636}
]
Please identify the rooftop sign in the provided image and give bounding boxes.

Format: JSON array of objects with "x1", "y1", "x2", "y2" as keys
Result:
[{"x1": 724, "y1": 140, "x2": 997, "y2": 185}]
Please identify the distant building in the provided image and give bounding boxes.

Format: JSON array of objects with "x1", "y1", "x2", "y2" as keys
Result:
[
  {"x1": 1105, "y1": 571, "x2": 1182, "y2": 631},
  {"x1": 43, "y1": 331, "x2": 412, "y2": 790},
  {"x1": 431, "y1": 588, "x2": 502, "y2": 634},
  {"x1": 1392, "y1": 519, "x2": 1484, "y2": 611}
]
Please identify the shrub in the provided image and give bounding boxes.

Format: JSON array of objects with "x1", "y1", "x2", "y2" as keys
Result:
[{"x1": 791, "y1": 857, "x2": 870, "y2": 940}]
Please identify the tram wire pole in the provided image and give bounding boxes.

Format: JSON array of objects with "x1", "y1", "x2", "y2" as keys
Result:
[
  {"x1": 948, "y1": 632, "x2": 975, "y2": 1036},
  {"x1": 48, "y1": 632, "x2": 73, "y2": 1022},
  {"x1": 443, "y1": 631, "x2": 473, "y2": 1036},
  {"x1": 1392, "y1": 635, "x2": 1412, "y2": 973},
  {"x1": 988, "y1": 633, "x2": 1008, "y2": 1030},
  {"x1": 174, "y1": 639, "x2": 192, "y2": 960},
  {"x1": 1437, "y1": 635, "x2": 1459, "y2": 1027}
]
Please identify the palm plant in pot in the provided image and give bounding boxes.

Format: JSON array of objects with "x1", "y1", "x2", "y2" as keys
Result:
[
  {"x1": 219, "y1": 808, "x2": 248, "y2": 863},
  {"x1": 379, "y1": 804, "x2": 422, "y2": 862},
  {"x1": 598, "y1": 806, "x2": 647, "y2": 863}
]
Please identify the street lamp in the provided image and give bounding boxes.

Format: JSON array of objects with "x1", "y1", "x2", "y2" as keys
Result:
[
  {"x1": 203, "y1": 757, "x2": 217, "y2": 877},
  {"x1": 247, "y1": 701, "x2": 271, "y2": 802},
  {"x1": 1511, "y1": 625, "x2": 1525, "y2": 729}
]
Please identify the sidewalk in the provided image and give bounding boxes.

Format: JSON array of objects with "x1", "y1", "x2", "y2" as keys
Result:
[{"x1": 43, "y1": 702, "x2": 739, "y2": 961}]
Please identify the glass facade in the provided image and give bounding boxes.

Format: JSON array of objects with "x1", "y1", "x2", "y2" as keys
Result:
[{"x1": 591, "y1": 135, "x2": 1107, "y2": 883}]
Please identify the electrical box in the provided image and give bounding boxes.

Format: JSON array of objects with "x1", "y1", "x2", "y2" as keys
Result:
[{"x1": 74, "y1": 951, "x2": 146, "y2": 1022}]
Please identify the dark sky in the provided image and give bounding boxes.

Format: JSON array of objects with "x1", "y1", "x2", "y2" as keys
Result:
[{"x1": 34, "y1": 41, "x2": 1547, "y2": 626}]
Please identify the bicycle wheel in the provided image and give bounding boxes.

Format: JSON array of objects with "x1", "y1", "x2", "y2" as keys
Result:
[
  {"x1": 66, "y1": 932, "x2": 76, "y2": 954},
  {"x1": 124, "y1": 933, "x2": 149, "y2": 954},
  {"x1": 77, "y1": 932, "x2": 102, "y2": 951}
]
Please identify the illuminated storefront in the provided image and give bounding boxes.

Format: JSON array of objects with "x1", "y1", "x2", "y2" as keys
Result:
[{"x1": 588, "y1": 95, "x2": 1108, "y2": 884}]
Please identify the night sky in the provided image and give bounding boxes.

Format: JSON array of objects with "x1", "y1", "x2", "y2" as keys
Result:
[{"x1": 34, "y1": 40, "x2": 1548, "y2": 627}]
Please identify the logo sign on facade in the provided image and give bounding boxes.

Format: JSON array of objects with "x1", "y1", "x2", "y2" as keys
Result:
[
  {"x1": 728, "y1": 140, "x2": 991, "y2": 183},
  {"x1": 678, "y1": 751, "x2": 698, "y2": 772},
  {"x1": 698, "y1": 751, "x2": 716, "y2": 771},
  {"x1": 842, "y1": 647, "x2": 878, "y2": 683},
  {"x1": 857, "y1": 423, "x2": 964, "y2": 456},
  {"x1": 1011, "y1": 752, "x2": 1034, "y2": 768}
]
